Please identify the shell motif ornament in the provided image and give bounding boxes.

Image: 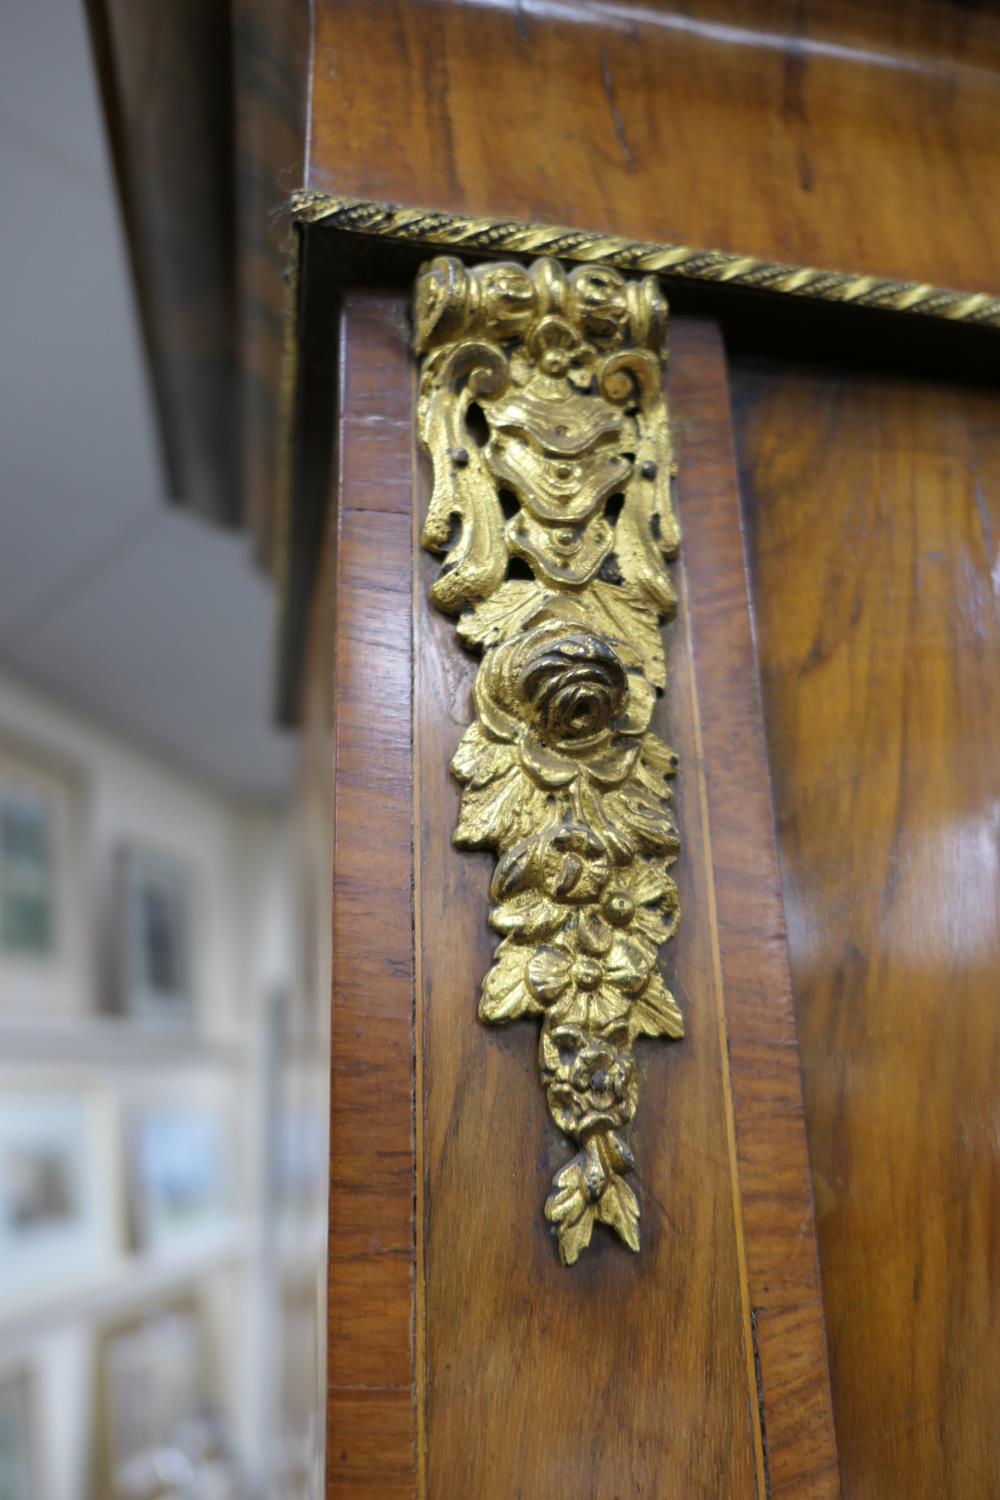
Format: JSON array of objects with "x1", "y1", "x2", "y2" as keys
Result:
[{"x1": 415, "y1": 254, "x2": 682, "y2": 1265}]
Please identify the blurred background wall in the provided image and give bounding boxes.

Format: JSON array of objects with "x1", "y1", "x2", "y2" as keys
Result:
[{"x1": 0, "y1": 3, "x2": 325, "y2": 1497}]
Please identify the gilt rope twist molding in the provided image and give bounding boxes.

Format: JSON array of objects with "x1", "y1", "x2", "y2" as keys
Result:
[
  {"x1": 296, "y1": 191, "x2": 1000, "y2": 328},
  {"x1": 415, "y1": 254, "x2": 683, "y2": 1264}
]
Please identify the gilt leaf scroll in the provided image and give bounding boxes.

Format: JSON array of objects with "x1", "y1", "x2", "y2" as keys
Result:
[{"x1": 414, "y1": 254, "x2": 682, "y2": 1264}]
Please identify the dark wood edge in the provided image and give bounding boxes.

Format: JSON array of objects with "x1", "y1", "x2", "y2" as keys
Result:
[
  {"x1": 326, "y1": 292, "x2": 418, "y2": 1494},
  {"x1": 80, "y1": 0, "x2": 182, "y2": 497}
]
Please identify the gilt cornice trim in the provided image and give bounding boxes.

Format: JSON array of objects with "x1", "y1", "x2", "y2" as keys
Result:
[{"x1": 292, "y1": 189, "x2": 1000, "y2": 329}]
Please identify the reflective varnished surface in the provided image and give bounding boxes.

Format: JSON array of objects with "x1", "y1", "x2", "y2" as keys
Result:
[
  {"x1": 325, "y1": 294, "x2": 838, "y2": 1495},
  {"x1": 307, "y1": 0, "x2": 1000, "y2": 295},
  {"x1": 735, "y1": 364, "x2": 1000, "y2": 1496}
]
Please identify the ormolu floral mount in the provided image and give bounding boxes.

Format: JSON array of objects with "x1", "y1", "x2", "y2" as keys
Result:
[{"x1": 414, "y1": 254, "x2": 682, "y2": 1265}]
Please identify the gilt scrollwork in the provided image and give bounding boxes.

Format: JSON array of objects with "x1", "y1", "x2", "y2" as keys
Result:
[{"x1": 415, "y1": 254, "x2": 682, "y2": 1264}]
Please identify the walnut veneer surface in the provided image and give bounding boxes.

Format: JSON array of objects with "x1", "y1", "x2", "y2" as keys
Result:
[
  {"x1": 308, "y1": 0, "x2": 1000, "y2": 295},
  {"x1": 325, "y1": 291, "x2": 837, "y2": 1496},
  {"x1": 735, "y1": 363, "x2": 1000, "y2": 1497}
]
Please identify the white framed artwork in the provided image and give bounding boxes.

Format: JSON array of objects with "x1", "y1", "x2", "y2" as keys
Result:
[
  {"x1": 0, "y1": 1089, "x2": 121, "y2": 1312},
  {"x1": 113, "y1": 844, "x2": 196, "y2": 1026},
  {"x1": 97, "y1": 1296, "x2": 243, "y2": 1500},
  {"x1": 0, "y1": 1365, "x2": 40, "y2": 1500},
  {"x1": 126, "y1": 1104, "x2": 236, "y2": 1254},
  {"x1": 0, "y1": 739, "x2": 90, "y2": 1018}
]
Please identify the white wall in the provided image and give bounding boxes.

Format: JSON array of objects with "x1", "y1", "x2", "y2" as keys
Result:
[{"x1": 0, "y1": 668, "x2": 299, "y2": 1500}]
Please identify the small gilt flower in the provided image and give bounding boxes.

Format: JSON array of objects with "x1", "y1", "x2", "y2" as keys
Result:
[
  {"x1": 540, "y1": 1020, "x2": 638, "y2": 1138},
  {"x1": 526, "y1": 933, "x2": 652, "y2": 1031},
  {"x1": 490, "y1": 823, "x2": 679, "y2": 955},
  {"x1": 574, "y1": 858, "x2": 680, "y2": 960},
  {"x1": 490, "y1": 823, "x2": 610, "y2": 940},
  {"x1": 524, "y1": 315, "x2": 597, "y2": 390}
]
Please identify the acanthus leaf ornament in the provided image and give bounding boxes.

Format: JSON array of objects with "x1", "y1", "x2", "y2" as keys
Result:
[{"x1": 415, "y1": 254, "x2": 682, "y2": 1265}]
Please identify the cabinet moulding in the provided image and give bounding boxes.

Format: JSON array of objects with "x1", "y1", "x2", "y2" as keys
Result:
[{"x1": 294, "y1": 190, "x2": 1000, "y2": 329}]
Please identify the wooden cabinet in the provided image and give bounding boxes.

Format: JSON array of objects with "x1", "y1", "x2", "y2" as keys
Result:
[
  {"x1": 299, "y1": 255, "x2": 1000, "y2": 1500},
  {"x1": 735, "y1": 361, "x2": 1000, "y2": 1497},
  {"x1": 317, "y1": 294, "x2": 837, "y2": 1495},
  {"x1": 91, "y1": 1, "x2": 1000, "y2": 1491}
]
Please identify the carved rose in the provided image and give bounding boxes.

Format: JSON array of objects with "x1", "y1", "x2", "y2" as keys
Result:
[
  {"x1": 567, "y1": 265, "x2": 630, "y2": 349},
  {"x1": 520, "y1": 633, "x2": 624, "y2": 736},
  {"x1": 452, "y1": 619, "x2": 677, "y2": 864},
  {"x1": 476, "y1": 263, "x2": 537, "y2": 340},
  {"x1": 414, "y1": 256, "x2": 538, "y2": 349},
  {"x1": 473, "y1": 620, "x2": 651, "y2": 790}
]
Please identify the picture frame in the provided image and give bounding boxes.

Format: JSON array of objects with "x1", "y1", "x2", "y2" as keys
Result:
[
  {"x1": 275, "y1": 1072, "x2": 327, "y2": 1245},
  {"x1": 114, "y1": 844, "x2": 195, "y2": 1026},
  {"x1": 127, "y1": 1104, "x2": 235, "y2": 1254},
  {"x1": 274, "y1": 1273, "x2": 323, "y2": 1499},
  {"x1": 96, "y1": 1295, "x2": 243, "y2": 1500},
  {"x1": 0, "y1": 1089, "x2": 121, "y2": 1312},
  {"x1": 0, "y1": 1366, "x2": 40, "y2": 1500},
  {"x1": 0, "y1": 736, "x2": 89, "y2": 1017}
]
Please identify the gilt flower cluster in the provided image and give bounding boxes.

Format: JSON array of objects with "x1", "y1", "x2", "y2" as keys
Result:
[
  {"x1": 417, "y1": 253, "x2": 680, "y2": 1265},
  {"x1": 451, "y1": 619, "x2": 683, "y2": 1260}
]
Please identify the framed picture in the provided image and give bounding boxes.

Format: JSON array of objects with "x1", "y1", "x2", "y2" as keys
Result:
[
  {"x1": 0, "y1": 1368, "x2": 39, "y2": 1500},
  {"x1": 0, "y1": 738, "x2": 89, "y2": 1016},
  {"x1": 0, "y1": 783, "x2": 54, "y2": 957},
  {"x1": 0, "y1": 1091, "x2": 120, "y2": 1310},
  {"x1": 127, "y1": 1106, "x2": 235, "y2": 1254},
  {"x1": 274, "y1": 1275, "x2": 323, "y2": 1498},
  {"x1": 264, "y1": 1005, "x2": 328, "y2": 1248},
  {"x1": 277, "y1": 1102, "x2": 326, "y2": 1226},
  {"x1": 97, "y1": 1297, "x2": 243, "y2": 1500},
  {"x1": 114, "y1": 845, "x2": 195, "y2": 1025}
]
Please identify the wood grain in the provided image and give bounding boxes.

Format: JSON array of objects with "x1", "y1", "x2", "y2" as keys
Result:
[
  {"x1": 307, "y1": 0, "x2": 1000, "y2": 297},
  {"x1": 326, "y1": 292, "x2": 417, "y2": 1494},
  {"x1": 411, "y1": 313, "x2": 832, "y2": 1494},
  {"x1": 414, "y1": 433, "x2": 760, "y2": 1500},
  {"x1": 325, "y1": 292, "x2": 836, "y2": 1495},
  {"x1": 734, "y1": 362, "x2": 1000, "y2": 1497},
  {"x1": 672, "y1": 324, "x2": 840, "y2": 1499},
  {"x1": 231, "y1": 0, "x2": 309, "y2": 561},
  {"x1": 86, "y1": 0, "x2": 240, "y2": 520}
]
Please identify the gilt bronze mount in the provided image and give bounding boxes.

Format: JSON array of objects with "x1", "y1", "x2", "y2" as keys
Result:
[{"x1": 415, "y1": 254, "x2": 683, "y2": 1264}]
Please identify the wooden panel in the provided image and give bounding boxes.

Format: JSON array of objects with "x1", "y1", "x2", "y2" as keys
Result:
[
  {"x1": 734, "y1": 363, "x2": 1000, "y2": 1497},
  {"x1": 326, "y1": 293, "x2": 836, "y2": 1494},
  {"x1": 412, "y1": 316, "x2": 834, "y2": 1495},
  {"x1": 671, "y1": 327, "x2": 839, "y2": 1499},
  {"x1": 414, "y1": 364, "x2": 758, "y2": 1499},
  {"x1": 326, "y1": 292, "x2": 417, "y2": 1493},
  {"x1": 307, "y1": 0, "x2": 1000, "y2": 296},
  {"x1": 89, "y1": 0, "x2": 309, "y2": 544}
]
